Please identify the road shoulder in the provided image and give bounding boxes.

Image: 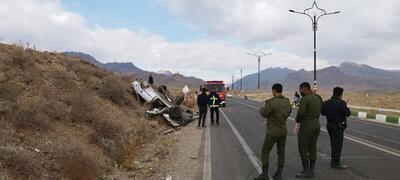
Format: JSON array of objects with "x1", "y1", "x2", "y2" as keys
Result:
[{"x1": 153, "y1": 121, "x2": 204, "y2": 180}]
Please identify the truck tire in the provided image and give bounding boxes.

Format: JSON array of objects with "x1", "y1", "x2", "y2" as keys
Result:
[{"x1": 169, "y1": 106, "x2": 182, "y2": 119}]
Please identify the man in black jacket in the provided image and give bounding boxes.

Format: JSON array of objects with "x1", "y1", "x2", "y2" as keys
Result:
[
  {"x1": 321, "y1": 87, "x2": 351, "y2": 169},
  {"x1": 148, "y1": 74, "x2": 154, "y2": 85},
  {"x1": 208, "y1": 88, "x2": 221, "y2": 125},
  {"x1": 197, "y1": 88, "x2": 208, "y2": 128}
]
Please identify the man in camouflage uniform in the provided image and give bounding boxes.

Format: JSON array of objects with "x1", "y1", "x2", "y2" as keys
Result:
[
  {"x1": 255, "y1": 83, "x2": 292, "y2": 180},
  {"x1": 295, "y1": 82, "x2": 323, "y2": 178}
]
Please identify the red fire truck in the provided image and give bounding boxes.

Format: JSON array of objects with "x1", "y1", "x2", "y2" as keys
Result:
[{"x1": 203, "y1": 81, "x2": 226, "y2": 107}]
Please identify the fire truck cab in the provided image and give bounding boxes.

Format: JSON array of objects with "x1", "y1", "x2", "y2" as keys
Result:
[{"x1": 203, "y1": 81, "x2": 226, "y2": 107}]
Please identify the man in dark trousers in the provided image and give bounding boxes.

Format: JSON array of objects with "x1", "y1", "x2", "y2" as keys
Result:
[
  {"x1": 208, "y1": 88, "x2": 221, "y2": 125},
  {"x1": 255, "y1": 83, "x2": 292, "y2": 180},
  {"x1": 321, "y1": 87, "x2": 351, "y2": 169},
  {"x1": 197, "y1": 87, "x2": 208, "y2": 128},
  {"x1": 148, "y1": 74, "x2": 154, "y2": 85},
  {"x1": 294, "y1": 92, "x2": 301, "y2": 107},
  {"x1": 295, "y1": 82, "x2": 323, "y2": 178}
]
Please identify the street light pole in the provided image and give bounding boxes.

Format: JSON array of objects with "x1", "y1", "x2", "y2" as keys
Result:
[
  {"x1": 232, "y1": 74, "x2": 234, "y2": 91},
  {"x1": 313, "y1": 15, "x2": 317, "y2": 88},
  {"x1": 240, "y1": 68, "x2": 243, "y2": 92},
  {"x1": 258, "y1": 56, "x2": 261, "y2": 92},
  {"x1": 247, "y1": 50, "x2": 272, "y2": 96},
  {"x1": 289, "y1": 1, "x2": 340, "y2": 92}
]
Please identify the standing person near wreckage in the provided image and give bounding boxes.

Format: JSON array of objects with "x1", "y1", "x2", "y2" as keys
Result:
[
  {"x1": 197, "y1": 87, "x2": 208, "y2": 128},
  {"x1": 295, "y1": 82, "x2": 323, "y2": 178},
  {"x1": 255, "y1": 83, "x2": 292, "y2": 180},
  {"x1": 148, "y1": 74, "x2": 154, "y2": 86},
  {"x1": 208, "y1": 88, "x2": 221, "y2": 125}
]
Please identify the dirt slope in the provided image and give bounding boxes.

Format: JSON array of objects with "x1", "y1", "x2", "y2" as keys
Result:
[{"x1": 0, "y1": 43, "x2": 174, "y2": 179}]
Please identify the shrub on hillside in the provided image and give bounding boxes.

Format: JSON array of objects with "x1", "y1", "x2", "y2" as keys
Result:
[
  {"x1": 64, "y1": 149, "x2": 99, "y2": 180},
  {"x1": 9, "y1": 100, "x2": 49, "y2": 130},
  {"x1": 65, "y1": 90, "x2": 99, "y2": 124},
  {"x1": 38, "y1": 96, "x2": 69, "y2": 122},
  {"x1": 0, "y1": 82, "x2": 20, "y2": 102},
  {"x1": 89, "y1": 119, "x2": 124, "y2": 162},
  {"x1": 99, "y1": 75, "x2": 133, "y2": 106},
  {"x1": 0, "y1": 146, "x2": 42, "y2": 179},
  {"x1": 119, "y1": 119, "x2": 156, "y2": 163}
]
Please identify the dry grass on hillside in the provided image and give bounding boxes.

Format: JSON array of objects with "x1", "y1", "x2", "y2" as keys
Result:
[{"x1": 0, "y1": 43, "x2": 166, "y2": 179}]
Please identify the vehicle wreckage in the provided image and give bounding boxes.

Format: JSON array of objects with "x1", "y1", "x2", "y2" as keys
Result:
[{"x1": 132, "y1": 80, "x2": 198, "y2": 127}]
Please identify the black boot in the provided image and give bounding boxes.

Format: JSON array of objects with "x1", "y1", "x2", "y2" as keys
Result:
[
  {"x1": 273, "y1": 166, "x2": 283, "y2": 180},
  {"x1": 331, "y1": 163, "x2": 347, "y2": 170},
  {"x1": 254, "y1": 166, "x2": 269, "y2": 180},
  {"x1": 331, "y1": 159, "x2": 346, "y2": 170},
  {"x1": 310, "y1": 160, "x2": 315, "y2": 175},
  {"x1": 296, "y1": 160, "x2": 313, "y2": 178}
]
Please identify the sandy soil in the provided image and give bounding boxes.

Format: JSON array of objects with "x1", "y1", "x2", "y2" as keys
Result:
[{"x1": 148, "y1": 120, "x2": 203, "y2": 180}]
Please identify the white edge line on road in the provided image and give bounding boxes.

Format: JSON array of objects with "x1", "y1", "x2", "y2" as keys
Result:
[
  {"x1": 203, "y1": 124, "x2": 212, "y2": 180},
  {"x1": 233, "y1": 99, "x2": 400, "y2": 158},
  {"x1": 220, "y1": 109, "x2": 273, "y2": 179},
  {"x1": 285, "y1": 118, "x2": 400, "y2": 158},
  {"x1": 341, "y1": 133, "x2": 400, "y2": 157},
  {"x1": 237, "y1": 98, "x2": 400, "y2": 128}
]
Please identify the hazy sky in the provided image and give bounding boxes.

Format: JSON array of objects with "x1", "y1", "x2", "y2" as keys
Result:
[{"x1": 0, "y1": 0, "x2": 399, "y2": 82}]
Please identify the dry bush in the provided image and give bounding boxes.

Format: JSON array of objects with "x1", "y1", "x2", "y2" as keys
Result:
[
  {"x1": 51, "y1": 68, "x2": 78, "y2": 91},
  {"x1": 62, "y1": 59, "x2": 96, "y2": 84},
  {"x1": 0, "y1": 146, "x2": 42, "y2": 179},
  {"x1": 65, "y1": 90, "x2": 99, "y2": 124},
  {"x1": 121, "y1": 75, "x2": 134, "y2": 84},
  {"x1": 89, "y1": 118, "x2": 157, "y2": 163},
  {"x1": 119, "y1": 119, "x2": 157, "y2": 164},
  {"x1": 99, "y1": 75, "x2": 133, "y2": 106},
  {"x1": 84, "y1": 76, "x2": 103, "y2": 92},
  {"x1": 64, "y1": 149, "x2": 99, "y2": 180},
  {"x1": 37, "y1": 96, "x2": 69, "y2": 122},
  {"x1": 0, "y1": 82, "x2": 20, "y2": 102},
  {"x1": 89, "y1": 119, "x2": 124, "y2": 161},
  {"x1": 93, "y1": 69, "x2": 108, "y2": 79},
  {"x1": 9, "y1": 100, "x2": 49, "y2": 131},
  {"x1": 10, "y1": 47, "x2": 29, "y2": 68},
  {"x1": 92, "y1": 119, "x2": 122, "y2": 140}
]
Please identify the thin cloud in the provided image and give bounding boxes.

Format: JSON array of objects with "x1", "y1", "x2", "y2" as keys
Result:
[{"x1": 4, "y1": 0, "x2": 388, "y2": 83}]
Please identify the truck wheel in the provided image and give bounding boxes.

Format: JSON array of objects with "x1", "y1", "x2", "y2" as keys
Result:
[{"x1": 169, "y1": 106, "x2": 182, "y2": 119}]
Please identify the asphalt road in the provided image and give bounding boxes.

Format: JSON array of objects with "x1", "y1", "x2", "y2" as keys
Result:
[{"x1": 202, "y1": 97, "x2": 400, "y2": 180}]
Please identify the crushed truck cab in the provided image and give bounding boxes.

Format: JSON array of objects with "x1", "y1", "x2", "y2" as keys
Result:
[{"x1": 132, "y1": 80, "x2": 198, "y2": 127}]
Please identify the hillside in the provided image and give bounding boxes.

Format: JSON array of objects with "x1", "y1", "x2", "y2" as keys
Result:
[
  {"x1": 284, "y1": 63, "x2": 400, "y2": 91},
  {"x1": 236, "y1": 62, "x2": 400, "y2": 92},
  {"x1": 64, "y1": 52, "x2": 204, "y2": 91},
  {"x1": 238, "y1": 67, "x2": 295, "y2": 90},
  {"x1": 0, "y1": 44, "x2": 175, "y2": 179}
]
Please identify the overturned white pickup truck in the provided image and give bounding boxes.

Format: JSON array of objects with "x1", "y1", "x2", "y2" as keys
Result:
[{"x1": 132, "y1": 80, "x2": 198, "y2": 127}]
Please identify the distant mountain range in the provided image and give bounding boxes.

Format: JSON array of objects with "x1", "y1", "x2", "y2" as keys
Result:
[
  {"x1": 234, "y1": 62, "x2": 400, "y2": 92},
  {"x1": 157, "y1": 70, "x2": 174, "y2": 77},
  {"x1": 64, "y1": 52, "x2": 204, "y2": 90},
  {"x1": 236, "y1": 67, "x2": 295, "y2": 90}
]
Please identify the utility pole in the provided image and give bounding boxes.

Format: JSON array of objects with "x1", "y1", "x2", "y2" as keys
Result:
[
  {"x1": 247, "y1": 50, "x2": 272, "y2": 97},
  {"x1": 240, "y1": 69, "x2": 243, "y2": 92},
  {"x1": 290, "y1": 1, "x2": 340, "y2": 92},
  {"x1": 231, "y1": 74, "x2": 234, "y2": 91}
]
